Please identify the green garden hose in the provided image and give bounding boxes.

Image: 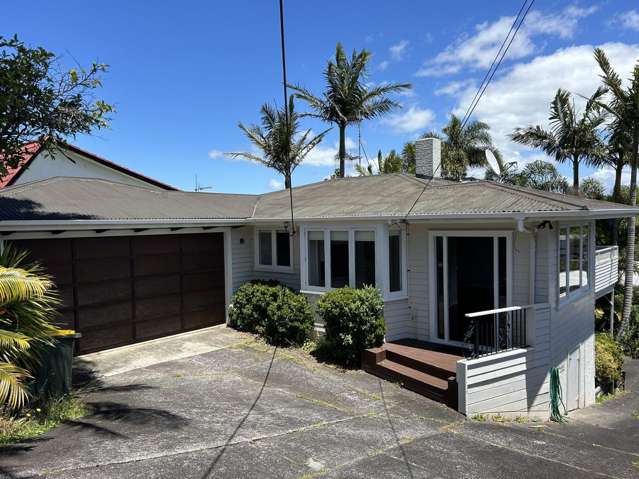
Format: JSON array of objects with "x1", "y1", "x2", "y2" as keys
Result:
[{"x1": 549, "y1": 367, "x2": 567, "y2": 422}]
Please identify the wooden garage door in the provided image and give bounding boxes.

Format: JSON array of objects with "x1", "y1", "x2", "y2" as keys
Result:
[{"x1": 13, "y1": 233, "x2": 225, "y2": 354}]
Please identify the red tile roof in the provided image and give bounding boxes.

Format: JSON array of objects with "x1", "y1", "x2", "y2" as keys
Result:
[{"x1": 0, "y1": 141, "x2": 177, "y2": 190}]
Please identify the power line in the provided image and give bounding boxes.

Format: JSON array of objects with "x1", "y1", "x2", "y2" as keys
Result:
[
  {"x1": 461, "y1": 0, "x2": 536, "y2": 129},
  {"x1": 460, "y1": 0, "x2": 529, "y2": 127}
]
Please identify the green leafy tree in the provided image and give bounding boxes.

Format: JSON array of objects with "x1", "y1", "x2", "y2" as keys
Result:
[
  {"x1": 290, "y1": 43, "x2": 411, "y2": 178},
  {"x1": 580, "y1": 177, "x2": 606, "y2": 200},
  {"x1": 229, "y1": 97, "x2": 329, "y2": 189},
  {"x1": 0, "y1": 35, "x2": 113, "y2": 178},
  {"x1": 0, "y1": 245, "x2": 60, "y2": 411},
  {"x1": 401, "y1": 142, "x2": 416, "y2": 174},
  {"x1": 511, "y1": 88, "x2": 607, "y2": 194},
  {"x1": 514, "y1": 160, "x2": 569, "y2": 193},
  {"x1": 593, "y1": 48, "x2": 639, "y2": 337}
]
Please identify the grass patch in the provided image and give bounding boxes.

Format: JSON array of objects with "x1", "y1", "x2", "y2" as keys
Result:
[
  {"x1": 632, "y1": 410, "x2": 639, "y2": 419},
  {"x1": 471, "y1": 414, "x2": 488, "y2": 422},
  {"x1": 0, "y1": 395, "x2": 87, "y2": 446},
  {"x1": 596, "y1": 390, "x2": 627, "y2": 404}
]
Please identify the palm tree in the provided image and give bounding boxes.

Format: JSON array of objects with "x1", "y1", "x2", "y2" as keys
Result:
[
  {"x1": 580, "y1": 177, "x2": 606, "y2": 199},
  {"x1": 355, "y1": 149, "x2": 402, "y2": 176},
  {"x1": 593, "y1": 48, "x2": 639, "y2": 337},
  {"x1": 401, "y1": 142, "x2": 416, "y2": 174},
  {"x1": 484, "y1": 150, "x2": 517, "y2": 184},
  {"x1": 0, "y1": 245, "x2": 60, "y2": 410},
  {"x1": 289, "y1": 43, "x2": 411, "y2": 177},
  {"x1": 229, "y1": 97, "x2": 329, "y2": 189},
  {"x1": 511, "y1": 88, "x2": 607, "y2": 194},
  {"x1": 423, "y1": 115, "x2": 499, "y2": 180},
  {"x1": 514, "y1": 160, "x2": 569, "y2": 193}
]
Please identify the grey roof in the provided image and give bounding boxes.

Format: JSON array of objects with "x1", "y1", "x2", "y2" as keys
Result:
[
  {"x1": 0, "y1": 174, "x2": 636, "y2": 226},
  {"x1": 0, "y1": 177, "x2": 258, "y2": 222}
]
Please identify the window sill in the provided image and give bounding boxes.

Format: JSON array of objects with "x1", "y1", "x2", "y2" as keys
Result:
[{"x1": 254, "y1": 264, "x2": 295, "y2": 274}]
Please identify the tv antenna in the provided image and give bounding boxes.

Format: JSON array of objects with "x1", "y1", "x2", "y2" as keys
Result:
[{"x1": 194, "y1": 174, "x2": 212, "y2": 192}]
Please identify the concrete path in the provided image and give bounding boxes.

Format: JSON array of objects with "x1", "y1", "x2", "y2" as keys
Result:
[{"x1": 1, "y1": 328, "x2": 637, "y2": 478}]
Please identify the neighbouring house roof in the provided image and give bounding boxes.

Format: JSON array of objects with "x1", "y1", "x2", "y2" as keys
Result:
[
  {"x1": 0, "y1": 141, "x2": 177, "y2": 191},
  {"x1": 0, "y1": 177, "x2": 258, "y2": 223},
  {"x1": 0, "y1": 174, "x2": 636, "y2": 229}
]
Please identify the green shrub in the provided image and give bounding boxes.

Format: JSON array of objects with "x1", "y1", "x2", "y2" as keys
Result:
[
  {"x1": 228, "y1": 281, "x2": 314, "y2": 346},
  {"x1": 264, "y1": 288, "x2": 314, "y2": 346},
  {"x1": 228, "y1": 281, "x2": 282, "y2": 334},
  {"x1": 317, "y1": 286, "x2": 386, "y2": 367},
  {"x1": 595, "y1": 333, "x2": 624, "y2": 388}
]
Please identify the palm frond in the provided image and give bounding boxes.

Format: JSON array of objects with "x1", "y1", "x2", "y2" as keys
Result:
[
  {"x1": 0, "y1": 362, "x2": 30, "y2": 410},
  {"x1": 0, "y1": 267, "x2": 52, "y2": 306}
]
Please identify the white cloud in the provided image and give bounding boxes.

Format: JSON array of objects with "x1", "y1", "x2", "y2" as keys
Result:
[
  {"x1": 451, "y1": 42, "x2": 639, "y2": 169},
  {"x1": 416, "y1": 5, "x2": 597, "y2": 77},
  {"x1": 268, "y1": 178, "x2": 283, "y2": 190},
  {"x1": 614, "y1": 9, "x2": 639, "y2": 31},
  {"x1": 381, "y1": 106, "x2": 435, "y2": 133},
  {"x1": 208, "y1": 149, "x2": 224, "y2": 159},
  {"x1": 389, "y1": 40, "x2": 409, "y2": 61},
  {"x1": 435, "y1": 79, "x2": 475, "y2": 96},
  {"x1": 303, "y1": 137, "x2": 356, "y2": 166},
  {"x1": 378, "y1": 60, "x2": 390, "y2": 71}
]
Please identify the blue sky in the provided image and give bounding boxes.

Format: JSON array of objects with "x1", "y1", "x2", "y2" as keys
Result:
[{"x1": 4, "y1": 1, "x2": 639, "y2": 192}]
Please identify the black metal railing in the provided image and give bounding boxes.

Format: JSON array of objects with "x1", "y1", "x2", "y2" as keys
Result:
[{"x1": 464, "y1": 306, "x2": 528, "y2": 358}]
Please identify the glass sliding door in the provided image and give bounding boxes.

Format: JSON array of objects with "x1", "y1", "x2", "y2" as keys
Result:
[{"x1": 433, "y1": 233, "x2": 510, "y2": 344}]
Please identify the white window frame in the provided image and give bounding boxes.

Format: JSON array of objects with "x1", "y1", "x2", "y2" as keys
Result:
[
  {"x1": 428, "y1": 230, "x2": 513, "y2": 347},
  {"x1": 557, "y1": 222, "x2": 592, "y2": 306},
  {"x1": 254, "y1": 228, "x2": 294, "y2": 273},
  {"x1": 299, "y1": 223, "x2": 407, "y2": 300}
]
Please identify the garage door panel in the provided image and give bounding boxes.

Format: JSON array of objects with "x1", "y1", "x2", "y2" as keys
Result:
[
  {"x1": 135, "y1": 255, "x2": 180, "y2": 276},
  {"x1": 136, "y1": 295, "x2": 181, "y2": 322},
  {"x1": 75, "y1": 237, "x2": 130, "y2": 260},
  {"x1": 132, "y1": 236, "x2": 179, "y2": 256},
  {"x1": 12, "y1": 233, "x2": 225, "y2": 354},
  {"x1": 76, "y1": 258, "x2": 130, "y2": 283},
  {"x1": 77, "y1": 302, "x2": 132, "y2": 330},
  {"x1": 135, "y1": 275, "x2": 180, "y2": 298},
  {"x1": 182, "y1": 272, "x2": 224, "y2": 292},
  {"x1": 77, "y1": 279, "x2": 131, "y2": 306},
  {"x1": 80, "y1": 324, "x2": 133, "y2": 352},
  {"x1": 135, "y1": 316, "x2": 182, "y2": 340}
]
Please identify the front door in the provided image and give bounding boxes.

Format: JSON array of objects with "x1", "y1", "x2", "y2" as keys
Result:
[{"x1": 432, "y1": 233, "x2": 511, "y2": 345}]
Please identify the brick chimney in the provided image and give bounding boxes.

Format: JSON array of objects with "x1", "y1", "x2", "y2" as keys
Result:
[{"x1": 415, "y1": 137, "x2": 441, "y2": 178}]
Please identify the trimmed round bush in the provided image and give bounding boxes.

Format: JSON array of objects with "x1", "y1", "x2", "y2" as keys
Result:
[
  {"x1": 265, "y1": 288, "x2": 314, "y2": 346},
  {"x1": 595, "y1": 332, "x2": 624, "y2": 389},
  {"x1": 317, "y1": 286, "x2": 386, "y2": 367},
  {"x1": 228, "y1": 281, "x2": 314, "y2": 346},
  {"x1": 228, "y1": 281, "x2": 281, "y2": 334}
]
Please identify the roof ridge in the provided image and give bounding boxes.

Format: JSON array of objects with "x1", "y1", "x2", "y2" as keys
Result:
[{"x1": 483, "y1": 181, "x2": 588, "y2": 210}]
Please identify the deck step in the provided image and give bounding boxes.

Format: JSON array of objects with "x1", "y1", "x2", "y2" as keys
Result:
[
  {"x1": 384, "y1": 346, "x2": 457, "y2": 380},
  {"x1": 363, "y1": 359, "x2": 448, "y2": 402}
]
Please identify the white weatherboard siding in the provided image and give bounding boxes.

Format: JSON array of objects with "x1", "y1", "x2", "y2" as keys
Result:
[
  {"x1": 230, "y1": 226, "x2": 300, "y2": 292},
  {"x1": 457, "y1": 304, "x2": 552, "y2": 416},
  {"x1": 15, "y1": 149, "x2": 166, "y2": 190},
  {"x1": 384, "y1": 299, "x2": 413, "y2": 340}
]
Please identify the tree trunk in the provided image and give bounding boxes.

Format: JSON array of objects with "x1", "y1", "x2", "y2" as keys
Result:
[
  {"x1": 572, "y1": 157, "x2": 580, "y2": 195},
  {"x1": 612, "y1": 154, "x2": 624, "y2": 245},
  {"x1": 619, "y1": 130, "x2": 639, "y2": 339},
  {"x1": 338, "y1": 123, "x2": 346, "y2": 178},
  {"x1": 284, "y1": 174, "x2": 291, "y2": 189}
]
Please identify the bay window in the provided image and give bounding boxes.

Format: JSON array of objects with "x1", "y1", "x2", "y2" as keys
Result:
[
  {"x1": 558, "y1": 223, "x2": 590, "y2": 300},
  {"x1": 255, "y1": 229, "x2": 293, "y2": 271}
]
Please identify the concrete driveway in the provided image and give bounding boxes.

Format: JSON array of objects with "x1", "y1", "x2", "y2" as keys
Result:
[{"x1": 1, "y1": 326, "x2": 638, "y2": 479}]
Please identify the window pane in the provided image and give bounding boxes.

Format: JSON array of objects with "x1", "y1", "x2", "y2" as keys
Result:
[
  {"x1": 389, "y1": 231, "x2": 402, "y2": 292},
  {"x1": 569, "y1": 226, "x2": 581, "y2": 292},
  {"x1": 259, "y1": 231, "x2": 272, "y2": 265},
  {"x1": 436, "y1": 236, "x2": 445, "y2": 339},
  {"x1": 308, "y1": 231, "x2": 325, "y2": 287},
  {"x1": 355, "y1": 231, "x2": 375, "y2": 288},
  {"x1": 330, "y1": 231, "x2": 349, "y2": 288},
  {"x1": 581, "y1": 225, "x2": 589, "y2": 288},
  {"x1": 559, "y1": 228, "x2": 568, "y2": 297},
  {"x1": 276, "y1": 232, "x2": 290, "y2": 267}
]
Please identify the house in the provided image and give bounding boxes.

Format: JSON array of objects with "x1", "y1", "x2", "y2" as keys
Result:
[
  {"x1": 0, "y1": 141, "x2": 176, "y2": 191},
  {"x1": 0, "y1": 137, "x2": 634, "y2": 418}
]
